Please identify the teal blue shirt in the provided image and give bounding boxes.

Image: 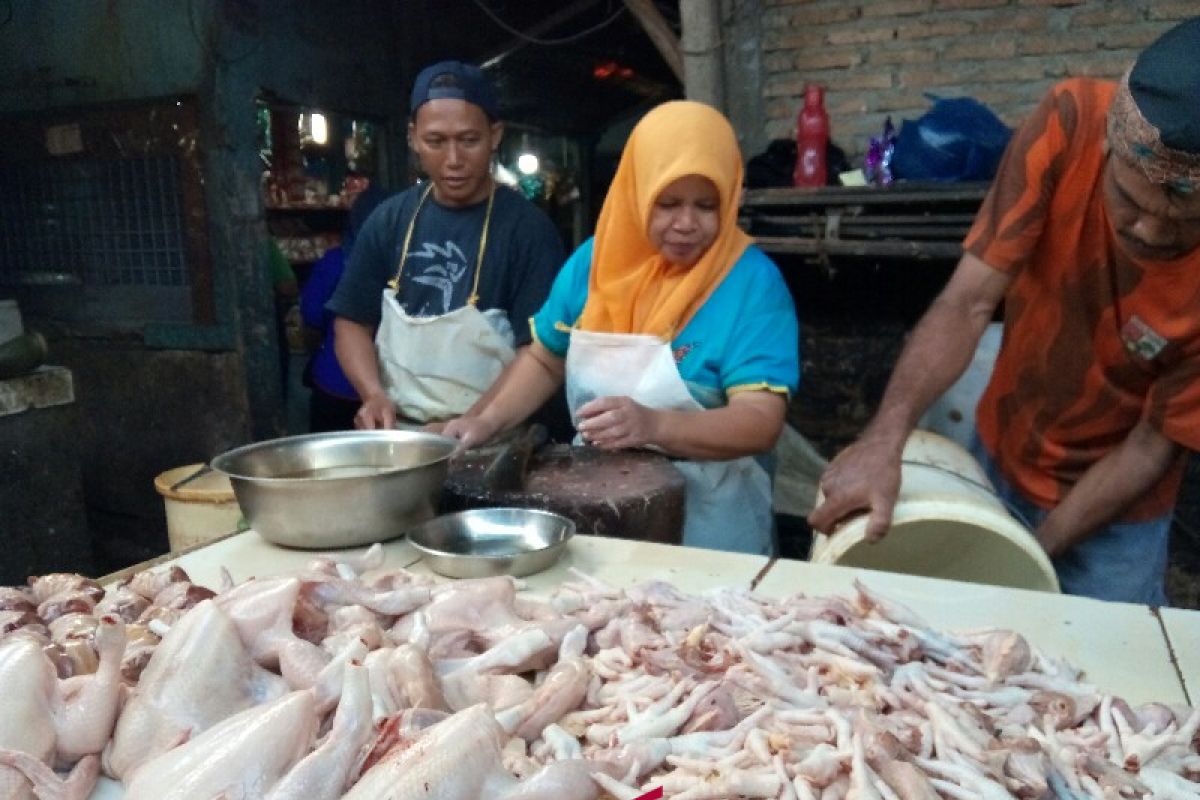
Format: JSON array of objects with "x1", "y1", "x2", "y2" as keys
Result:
[{"x1": 532, "y1": 238, "x2": 800, "y2": 408}]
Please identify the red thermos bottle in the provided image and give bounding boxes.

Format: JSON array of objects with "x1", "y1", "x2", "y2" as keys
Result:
[{"x1": 793, "y1": 84, "x2": 829, "y2": 187}]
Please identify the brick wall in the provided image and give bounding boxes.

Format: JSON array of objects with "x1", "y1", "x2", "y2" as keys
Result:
[{"x1": 761, "y1": 0, "x2": 1195, "y2": 161}]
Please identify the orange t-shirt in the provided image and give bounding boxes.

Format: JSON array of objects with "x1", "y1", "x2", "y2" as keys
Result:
[{"x1": 966, "y1": 78, "x2": 1200, "y2": 520}]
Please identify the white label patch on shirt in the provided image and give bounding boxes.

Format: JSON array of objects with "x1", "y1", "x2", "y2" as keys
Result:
[
  {"x1": 410, "y1": 240, "x2": 469, "y2": 314},
  {"x1": 1120, "y1": 314, "x2": 1169, "y2": 361}
]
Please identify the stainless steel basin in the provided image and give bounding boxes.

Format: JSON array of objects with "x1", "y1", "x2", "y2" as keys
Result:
[
  {"x1": 211, "y1": 430, "x2": 456, "y2": 549},
  {"x1": 407, "y1": 507, "x2": 575, "y2": 578}
]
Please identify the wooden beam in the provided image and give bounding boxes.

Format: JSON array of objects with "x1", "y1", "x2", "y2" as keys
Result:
[{"x1": 623, "y1": 0, "x2": 684, "y2": 83}]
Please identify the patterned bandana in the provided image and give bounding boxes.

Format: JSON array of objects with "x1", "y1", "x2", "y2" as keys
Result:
[{"x1": 1108, "y1": 58, "x2": 1200, "y2": 195}]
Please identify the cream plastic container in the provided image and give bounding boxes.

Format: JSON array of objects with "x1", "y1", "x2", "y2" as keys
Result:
[
  {"x1": 811, "y1": 430, "x2": 1060, "y2": 593},
  {"x1": 154, "y1": 463, "x2": 244, "y2": 551}
]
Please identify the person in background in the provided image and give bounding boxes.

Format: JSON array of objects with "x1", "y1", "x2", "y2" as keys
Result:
[
  {"x1": 301, "y1": 186, "x2": 391, "y2": 432},
  {"x1": 327, "y1": 60, "x2": 565, "y2": 431},
  {"x1": 810, "y1": 17, "x2": 1200, "y2": 605},
  {"x1": 267, "y1": 239, "x2": 298, "y2": 396},
  {"x1": 443, "y1": 101, "x2": 800, "y2": 555}
]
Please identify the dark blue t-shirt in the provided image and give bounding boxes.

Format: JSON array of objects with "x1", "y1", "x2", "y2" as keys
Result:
[{"x1": 327, "y1": 183, "x2": 564, "y2": 346}]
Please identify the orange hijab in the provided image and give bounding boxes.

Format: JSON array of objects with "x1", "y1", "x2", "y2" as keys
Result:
[{"x1": 577, "y1": 101, "x2": 752, "y2": 338}]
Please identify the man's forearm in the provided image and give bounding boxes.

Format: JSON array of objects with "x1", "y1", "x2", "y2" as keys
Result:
[
  {"x1": 461, "y1": 344, "x2": 541, "y2": 418},
  {"x1": 472, "y1": 343, "x2": 565, "y2": 433},
  {"x1": 1037, "y1": 421, "x2": 1179, "y2": 556},
  {"x1": 868, "y1": 255, "x2": 1006, "y2": 446},
  {"x1": 333, "y1": 318, "x2": 385, "y2": 400}
]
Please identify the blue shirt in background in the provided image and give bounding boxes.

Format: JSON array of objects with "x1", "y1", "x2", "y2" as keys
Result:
[{"x1": 301, "y1": 245, "x2": 358, "y2": 400}]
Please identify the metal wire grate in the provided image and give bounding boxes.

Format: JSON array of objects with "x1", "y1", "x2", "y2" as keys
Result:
[{"x1": 0, "y1": 155, "x2": 189, "y2": 289}]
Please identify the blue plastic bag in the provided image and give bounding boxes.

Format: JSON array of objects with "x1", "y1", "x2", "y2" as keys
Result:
[{"x1": 891, "y1": 96, "x2": 1012, "y2": 182}]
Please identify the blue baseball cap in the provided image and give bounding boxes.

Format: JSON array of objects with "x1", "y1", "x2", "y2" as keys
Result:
[
  {"x1": 1129, "y1": 16, "x2": 1200, "y2": 154},
  {"x1": 410, "y1": 60, "x2": 500, "y2": 121}
]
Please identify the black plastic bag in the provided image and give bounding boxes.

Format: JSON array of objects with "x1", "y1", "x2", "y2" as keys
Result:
[
  {"x1": 891, "y1": 96, "x2": 1012, "y2": 182},
  {"x1": 746, "y1": 139, "x2": 852, "y2": 188}
]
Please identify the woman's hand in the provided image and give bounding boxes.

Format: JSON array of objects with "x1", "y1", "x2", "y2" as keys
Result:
[
  {"x1": 576, "y1": 396, "x2": 662, "y2": 450},
  {"x1": 442, "y1": 415, "x2": 501, "y2": 453}
]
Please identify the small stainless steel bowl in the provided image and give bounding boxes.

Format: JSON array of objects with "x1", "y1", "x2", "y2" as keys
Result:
[
  {"x1": 211, "y1": 430, "x2": 456, "y2": 549},
  {"x1": 407, "y1": 508, "x2": 575, "y2": 578}
]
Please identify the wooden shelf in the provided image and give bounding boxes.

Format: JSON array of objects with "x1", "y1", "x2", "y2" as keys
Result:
[
  {"x1": 743, "y1": 182, "x2": 990, "y2": 209},
  {"x1": 265, "y1": 201, "x2": 349, "y2": 211},
  {"x1": 742, "y1": 182, "x2": 988, "y2": 264},
  {"x1": 754, "y1": 236, "x2": 963, "y2": 260}
]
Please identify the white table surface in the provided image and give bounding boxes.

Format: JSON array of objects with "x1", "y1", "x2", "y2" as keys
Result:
[
  {"x1": 143, "y1": 530, "x2": 771, "y2": 596},
  {"x1": 755, "y1": 558, "x2": 1189, "y2": 706},
  {"x1": 113, "y1": 531, "x2": 1194, "y2": 708}
]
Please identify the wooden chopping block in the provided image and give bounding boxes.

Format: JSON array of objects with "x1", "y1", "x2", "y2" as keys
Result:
[{"x1": 442, "y1": 444, "x2": 686, "y2": 544}]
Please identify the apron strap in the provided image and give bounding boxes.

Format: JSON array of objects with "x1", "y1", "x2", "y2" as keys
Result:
[{"x1": 388, "y1": 181, "x2": 496, "y2": 308}]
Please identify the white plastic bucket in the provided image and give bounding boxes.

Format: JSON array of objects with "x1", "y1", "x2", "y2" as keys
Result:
[
  {"x1": 811, "y1": 430, "x2": 1060, "y2": 593},
  {"x1": 773, "y1": 424, "x2": 829, "y2": 518},
  {"x1": 918, "y1": 322, "x2": 1002, "y2": 452},
  {"x1": 154, "y1": 464, "x2": 244, "y2": 551}
]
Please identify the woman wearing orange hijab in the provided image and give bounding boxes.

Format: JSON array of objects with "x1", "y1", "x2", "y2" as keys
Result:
[{"x1": 444, "y1": 101, "x2": 799, "y2": 554}]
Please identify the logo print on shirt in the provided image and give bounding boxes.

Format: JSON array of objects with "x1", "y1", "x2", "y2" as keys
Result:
[
  {"x1": 1120, "y1": 314, "x2": 1169, "y2": 361},
  {"x1": 410, "y1": 240, "x2": 469, "y2": 314}
]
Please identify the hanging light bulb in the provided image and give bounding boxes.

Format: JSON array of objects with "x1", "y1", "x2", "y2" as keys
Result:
[
  {"x1": 517, "y1": 152, "x2": 539, "y2": 175},
  {"x1": 309, "y1": 113, "x2": 328, "y2": 146}
]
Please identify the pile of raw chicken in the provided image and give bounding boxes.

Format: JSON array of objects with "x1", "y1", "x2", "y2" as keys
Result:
[{"x1": 2, "y1": 546, "x2": 1198, "y2": 800}]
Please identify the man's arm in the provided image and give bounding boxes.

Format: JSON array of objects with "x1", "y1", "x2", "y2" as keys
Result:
[
  {"x1": 441, "y1": 341, "x2": 566, "y2": 450},
  {"x1": 1036, "y1": 420, "x2": 1179, "y2": 556},
  {"x1": 333, "y1": 317, "x2": 394, "y2": 429},
  {"x1": 808, "y1": 252, "x2": 1013, "y2": 541}
]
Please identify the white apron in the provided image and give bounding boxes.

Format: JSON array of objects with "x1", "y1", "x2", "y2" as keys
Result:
[
  {"x1": 565, "y1": 328, "x2": 774, "y2": 555},
  {"x1": 376, "y1": 296, "x2": 514, "y2": 422},
  {"x1": 374, "y1": 182, "x2": 515, "y2": 423}
]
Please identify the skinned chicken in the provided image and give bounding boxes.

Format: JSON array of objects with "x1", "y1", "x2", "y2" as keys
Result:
[{"x1": 0, "y1": 616, "x2": 124, "y2": 800}]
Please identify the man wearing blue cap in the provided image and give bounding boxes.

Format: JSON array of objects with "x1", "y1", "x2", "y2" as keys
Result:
[
  {"x1": 328, "y1": 60, "x2": 565, "y2": 429},
  {"x1": 812, "y1": 17, "x2": 1200, "y2": 605}
]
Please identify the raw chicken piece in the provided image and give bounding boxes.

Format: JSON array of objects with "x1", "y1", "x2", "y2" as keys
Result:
[
  {"x1": 498, "y1": 626, "x2": 591, "y2": 741},
  {"x1": 0, "y1": 637, "x2": 56, "y2": 800},
  {"x1": 389, "y1": 643, "x2": 448, "y2": 711},
  {"x1": 93, "y1": 584, "x2": 149, "y2": 624},
  {"x1": 50, "y1": 617, "x2": 127, "y2": 764},
  {"x1": 214, "y1": 578, "x2": 331, "y2": 688},
  {"x1": 0, "y1": 616, "x2": 124, "y2": 800},
  {"x1": 126, "y1": 566, "x2": 191, "y2": 602},
  {"x1": 0, "y1": 751, "x2": 98, "y2": 800},
  {"x1": 438, "y1": 629, "x2": 554, "y2": 711},
  {"x1": 103, "y1": 600, "x2": 288, "y2": 779},
  {"x1": 122, "y1": 688, "x2": 318, "y2": 800},
  {"x1": 345, "y1": 704, "x2": 607, "y2": 800},
  {"x1": 266, "y1": 664, "x2": 374, "y2": 800}
]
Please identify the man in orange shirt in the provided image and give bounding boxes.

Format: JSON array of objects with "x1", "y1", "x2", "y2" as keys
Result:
[{"x1": 810, "y1": 17, "x2": 1200, "y2": 605}]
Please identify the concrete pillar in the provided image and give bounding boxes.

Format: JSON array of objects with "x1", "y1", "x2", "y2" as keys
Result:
[{"x1": 681, "y1": 0, "x2": 725, "y2": 110}]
